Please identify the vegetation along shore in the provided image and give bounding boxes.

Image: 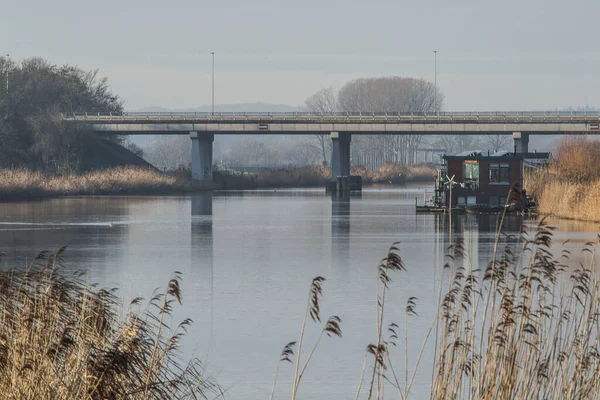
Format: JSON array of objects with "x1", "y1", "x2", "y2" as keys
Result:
[
  {"x1": 526, "y1": 137, "x2": 600, "y2": 222},
  {"x1": 0, "y1": 164, "x2": 435, "y2": 201},
  {"x1": 0, "y1": 167, "x2": 192, "y2": 201}
]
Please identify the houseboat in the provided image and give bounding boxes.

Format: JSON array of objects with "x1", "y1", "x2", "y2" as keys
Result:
[{"x1": 418, "y1": 150, "x2": 550, "y2": 213}]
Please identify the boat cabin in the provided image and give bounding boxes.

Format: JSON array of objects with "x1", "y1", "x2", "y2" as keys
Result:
[{"x1": 441, "y1": 151, "x2": 532, "y2": 208}]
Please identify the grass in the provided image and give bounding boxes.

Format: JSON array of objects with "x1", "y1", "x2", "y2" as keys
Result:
[
  {"x1": 428, "y1": 218, "x2": 596, "y2": 399},
  {"x1": 213, "y1": 164, "x2": 436, "y2": 189},
  {"x1": 525, "y1": 137, "x2": 600, "y2": 222},
  {"x1": 271, "y1": 211, "x2": 600, "y2": 399},
  {"x1": 0, "y1": 163, "x2": 435, "y2": 200},
  {"x1": 0, "y1": 167, "x2": 195, "y2": 201},
  {"x1": 0, "y1": 248, "x2": 218, "y2": 399}
]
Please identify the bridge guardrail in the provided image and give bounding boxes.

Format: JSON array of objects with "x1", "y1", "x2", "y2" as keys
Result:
[{"x1": 63, "y1": 111, "x2": 600, "y2": 119}]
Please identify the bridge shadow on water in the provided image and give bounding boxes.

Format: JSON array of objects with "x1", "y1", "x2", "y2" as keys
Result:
[
  {"x1": 190, "y1": 192, "x2": 214, "y2": 346},
  {"x1": 330, "y1": 192, "x2": 356, "y2": 280}
]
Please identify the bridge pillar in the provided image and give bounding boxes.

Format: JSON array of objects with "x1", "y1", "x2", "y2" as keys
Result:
[
  {"x1": 331, "y1": 132, "x2": 351, "y2": 180},
  {"x1": 512, "y1": 132, "x2": 529, "y2": 154},
  {"x1": 190, "y1": 132, "x2": 214, "y2": 181}
]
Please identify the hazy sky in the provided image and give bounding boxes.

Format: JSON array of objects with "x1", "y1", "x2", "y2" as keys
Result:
[{"x1": 2, "y1": 0, "x2": 599, "y2": 111}]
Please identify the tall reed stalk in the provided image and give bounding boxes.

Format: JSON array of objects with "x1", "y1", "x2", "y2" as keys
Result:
[{"x1": 431, "y1": 218, "x2": 600, "y2": 399}]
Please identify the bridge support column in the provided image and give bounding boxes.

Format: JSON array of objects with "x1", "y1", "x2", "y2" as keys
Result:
[
  {"x1": 513, "y1": 132, "x2": 529, "y2": 154},
  {"x1": 331, "y1": 132, "x2": 351, "y2": 180},
  {"x1": 191, "y1": 132, "x2": 214, "y2": 181}
]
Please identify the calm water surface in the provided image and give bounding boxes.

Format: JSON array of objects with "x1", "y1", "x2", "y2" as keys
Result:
[{"x1": 0, "y1": 189, "x2": 598, "y2": 399}]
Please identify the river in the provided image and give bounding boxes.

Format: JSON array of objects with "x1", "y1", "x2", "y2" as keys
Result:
[{"x1": 0, "y1": 188, "x2": 598, "y2": 399}]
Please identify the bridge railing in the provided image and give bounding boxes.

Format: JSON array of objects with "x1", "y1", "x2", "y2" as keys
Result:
[{"x1": 61, "y1": 110, "x2": 600, "y2": 119}]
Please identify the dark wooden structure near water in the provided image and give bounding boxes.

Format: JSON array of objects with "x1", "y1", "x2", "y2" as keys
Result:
[{"x1": 442, "y1": 151, "x2": 549, "y2": 208}]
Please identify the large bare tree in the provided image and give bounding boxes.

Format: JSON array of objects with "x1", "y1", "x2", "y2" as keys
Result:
[
  {"x1": 304, "y1": 87, "x2": 337, "y2": 165},
  {"x1": 481, "y1": 134, "x2": 510, "y2": 152},
  {"x1": 335, "y1": 77, "x2": 443, "y2": 168}
]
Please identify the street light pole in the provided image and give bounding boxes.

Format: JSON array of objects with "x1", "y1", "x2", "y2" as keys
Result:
[
  {"x1": 433, "y1": 50, "x2": 437, "y2": 114},
  {"x1": 5, "y1": 54, "x2": 9, "y2": 96},
  {"x1": 210, "y1": 52, "x2": 215, "y2": 115}
]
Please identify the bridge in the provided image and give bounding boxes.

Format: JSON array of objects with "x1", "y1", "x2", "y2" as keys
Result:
[{"x1": 63, "y1": 111, "x2": 600, "y2": 181}]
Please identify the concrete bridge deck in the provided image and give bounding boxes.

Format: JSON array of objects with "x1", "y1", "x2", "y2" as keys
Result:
[
  {"x1": 62, "y1": 111, "x2": 600, "y2": 181},
  {"x1": 63, "y1": 111, "x2": 600, "y2": 135}
]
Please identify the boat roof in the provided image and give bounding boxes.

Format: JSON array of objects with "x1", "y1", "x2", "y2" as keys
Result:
[{"x1": 443, "y1": 150, "x2": 551, "y2": 161}]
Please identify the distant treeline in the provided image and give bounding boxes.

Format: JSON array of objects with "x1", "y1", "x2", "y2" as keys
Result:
[{"x1": 0, "y1": 56, "x2": 133, "y2": 172}]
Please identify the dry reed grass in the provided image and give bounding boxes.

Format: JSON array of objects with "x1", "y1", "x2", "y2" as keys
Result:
[
  {"x1": 214, "y1": 164, "x2": 435, "y2": 189},
  {"x1": 537, "y1": 180, "x2": 600, "y2": 222},
  {"x1": 274, "y1": 214, "x2": 600, "y2": 399},
  {"x1": 353, "y1": 164, "x2": 436, "y2": 183},
  {"x1": 0, "y1": 167, "x2": 191, "y2": 200},
  {"x1": 525, "y1": 137, "x2": 600, "y2": 222},
  {"x1": 0, "y1": 248, "x2": 217, "y2": 399},
  {"x1": 430, "y1": 218, "x2": 600, "y2": 399}
]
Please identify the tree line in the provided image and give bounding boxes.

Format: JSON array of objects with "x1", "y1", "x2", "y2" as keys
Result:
[
  {"x1": 0, "y1": 56, "x2": 131, "y2": 172},
  {"x1": 304, "y1": 77, "x2": 510, "y2": 169}
]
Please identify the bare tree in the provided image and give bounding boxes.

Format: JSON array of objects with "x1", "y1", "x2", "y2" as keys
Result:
[
  {"x1": 433, "y1": 134, "x2": 481, "y2": 155},
  {"x1": 337, "y1": 77, "x2": 443, "y2": 167},
  {"x1": 304, "y1": 87, "x2": 336, "y2": 165},
  {"x1": 481, "y1": 134, "x2": 510, "y2": 152},
  {"x1": 145, "y1": 136, "x2": 190, "y2": 170},
  {"x1": 286, "y1": 143, "x2": 320, "y2": 166}
]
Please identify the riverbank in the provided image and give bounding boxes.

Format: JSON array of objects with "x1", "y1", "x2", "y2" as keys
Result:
[
  {"x1": 213, "y1": 163, "x2": 436, "y2": 189},
  {"x1": 0, "y1": 164, "x2": 436, "y2": 201},
  {"x1": 533, "y1": 178, "x2": 600, "y2": 222},
  {"x1": 0, "y1": 167, "x2": 194, "y2": 201},
  {"x1": 526, "y1": 137, "x2": 600, "y2": 223}
]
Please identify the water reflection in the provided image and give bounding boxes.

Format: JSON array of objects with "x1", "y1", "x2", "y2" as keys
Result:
[
  {"x1": 0, "y1": 197, "x2": 131, "y2": 269},
  {"x1": 331, "y1": 193, "x2": 351, "y2": 279},
  {"x1": 190, "y1": 192, "x2": 214, "y2": 346},
  {"x1": 434, "y1": 212, "x2": 525, "y2": 272}
]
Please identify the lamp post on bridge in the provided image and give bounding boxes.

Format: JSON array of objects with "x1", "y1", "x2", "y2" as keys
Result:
[
  {"x1": 4, "y1": 53, "x2": 8, "y2": 96},
  {"x1": 433, "y1": 50, "x2": 437, "y2": 114},
  {"x1": 210, "y1": 52, "x2": 215, "y2": 115}
]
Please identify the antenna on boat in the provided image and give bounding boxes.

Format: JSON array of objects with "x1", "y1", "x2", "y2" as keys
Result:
[{"x1": 445, "y1": 174, "x2": 455, "y2": 244}]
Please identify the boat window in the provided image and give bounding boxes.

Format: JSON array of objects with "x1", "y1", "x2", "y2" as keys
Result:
[
  {"x1": 467, "y1": 196, "x2": 477, "y2": 205},
  {"x1": 489, "y1": 196, "x2": 499, "y2": 206},
  {"x1": 462, "y1": 160, "x2": 479, "y2": 189},
  {"x1": 457, "y1": 196, "x2": 466, "y2": 205},
  {"x1": 489, "y1": 163, "x2": 510, "y2": 183},
  {"x1": 499, "y1": 196, "x2": 507, "y2": 205}
]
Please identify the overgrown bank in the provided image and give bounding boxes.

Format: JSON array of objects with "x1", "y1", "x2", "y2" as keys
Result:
[
  {"x1": 526, "y1": 137, "x2": 600, "y2": 222},
  {"x1": 0, "y1": 167, "x2": 193, "y2": 201},
  {"x1": 214, "y1": 163, "x2": 436, "y2": 189},
  {"x1": 0, "y1": 163, "x2": 436, "y2": 201}
]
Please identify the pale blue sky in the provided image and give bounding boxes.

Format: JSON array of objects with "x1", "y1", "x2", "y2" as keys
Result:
[{"x1": 2, "y1": 0, "x2": 599, "y2": 110}]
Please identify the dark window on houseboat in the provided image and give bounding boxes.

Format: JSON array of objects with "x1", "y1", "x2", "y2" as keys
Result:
[
  {"x1": 489, "y1": 163, "x2": 510, "y2": 183},
  {"x1": 499, "y1": 196, "x2": 507, "y2": 205},
  {"x1": 489, "y1": 196, "x2": 499, "y2": 206}
]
